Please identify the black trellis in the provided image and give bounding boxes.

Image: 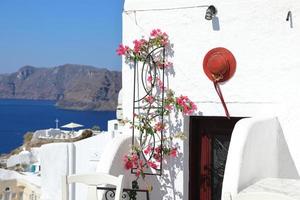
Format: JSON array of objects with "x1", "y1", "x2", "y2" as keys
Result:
[{"x1": 131, "y1": 46, "x2": 166, "y2": 176}]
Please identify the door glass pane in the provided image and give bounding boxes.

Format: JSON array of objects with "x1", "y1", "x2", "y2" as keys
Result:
[
  {"x1": 4, "y1": 192, "x2": 10, "y2": 200},
  {"x1": 212, "y1": 135, "x2": 230, "y2": 200}
]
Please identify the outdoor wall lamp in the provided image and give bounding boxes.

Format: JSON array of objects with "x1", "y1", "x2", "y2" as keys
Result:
[
  {"x1": 286, "y1": 11, "x2": 292, "y2": 21},
  {"x1": 205, "y1": 5, "x2": 217, "y2": 20},
  {"x1": 286, "y1": 11, "x2": 293, "y2": 28}
]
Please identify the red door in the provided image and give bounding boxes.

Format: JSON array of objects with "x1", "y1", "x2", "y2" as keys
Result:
[
  {"x1": 189, "y1": 117, "x2": 242, "y2": 200},
  {"x1": 200, "y1": 133, "x2": 212, "y2": 200}
]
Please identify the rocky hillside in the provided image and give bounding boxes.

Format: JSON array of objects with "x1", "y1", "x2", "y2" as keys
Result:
[{"x1": 0, "y1": 64, "x2": 122, "y2": 111}]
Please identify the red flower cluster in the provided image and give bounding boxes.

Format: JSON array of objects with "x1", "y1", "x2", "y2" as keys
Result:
[
  {"x1": 145, "y1": 95, "x2": 155, "y2": 104},
  {"x1": 154, "y1": 122, "x2": 165, "y2": 132},
  {"x1": 123, "y1": 153, "x2": 139, "y2": 170},
  {"x1": 143, "y1": 145, "x2": 162, "y2": 163},
  {"x1": 116, "y1": 29, "x2": 170, "y2": 65},
  {"x1": 156, "y1": 77, "x2": 164, "y2": 90},
  {"x1": 150, "y1": 29, "x2": 162, "y2": 37},
  {"x1": 156, "y1": 61, "x2": 173, "y2": 69},
  {"x1": 124, "y1": 143, "x2": 179, "y2": 178},
  {"x1": 164, "y1": 104, "x2": 173, "y2": 111},
  {"x1": 176, "y1": 95, "x2": 197, "y2": 115},
  {"x1": 123, "y1": 150, "x2": 160, "y2": 177},
  {"x1": 143, "y1": 145, "x2": 152, "y2": 155},
  {"x1": 133, "y1": 39, "x2": 147, "y2": 53},
  {"x1": 123, "y1": 153, "x2": 146, "y2": 177},
  {"x1": 146, "y1": 75, "x2": 164, "y2": 90},
  {"x1": 150, "y1": 29, "x2": 169, "y2": 46},
  {"x1": 119, "y1": 30, "x2": 198, "y2": 183},
  {"x1": 147, "y1": 161, "x2": 158, "y2": 169},
  {"x1": 169, "y1": 148, "x2": 177, "y2": 158},
  {"x1": 116, "y1": 44, "x2": 129, "y2": 56},
  {"x1": 147, "y1": 75, "x2": 153, "y2": 83},
  {"x1": 153, "y1": 146, "x2": 162, "y2": 162}
]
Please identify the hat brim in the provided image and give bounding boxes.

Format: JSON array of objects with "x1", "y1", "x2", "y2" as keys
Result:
[{"x1": 203, "y1": 47, "x2": 236, "y2": 82}]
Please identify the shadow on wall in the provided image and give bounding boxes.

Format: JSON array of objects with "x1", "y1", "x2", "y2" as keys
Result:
[
  {"x1": 212, "y1": 17, "x2": 220, "y2": 31},
  {"x1": 96, "y1": 134, "x2": 135, "y2": 188},
  {"x1": 146, "y1": 143, "x2": 184, "y2": 200},
  {"x1": 146, "y1": 113, "x2": 185, "y2": 200},
  {"x1": 121, "y1": 36, "x2": 188, "y2": 199}
]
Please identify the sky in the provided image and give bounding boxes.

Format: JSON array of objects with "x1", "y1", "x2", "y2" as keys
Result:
[{"x1": 0, "y1": 0, "x2": 124, "y2": 73}]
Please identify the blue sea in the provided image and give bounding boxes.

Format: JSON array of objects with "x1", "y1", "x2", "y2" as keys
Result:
[{"x1": 0, "y1": 99, "x2": 116, "y2": 154}]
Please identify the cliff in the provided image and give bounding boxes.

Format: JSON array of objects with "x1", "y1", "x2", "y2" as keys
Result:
[{"x1": 0, "y1": 64, "x2": 122, "y2": 111}]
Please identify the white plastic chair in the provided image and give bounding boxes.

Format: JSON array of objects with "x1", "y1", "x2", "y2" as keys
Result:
[
  {"x1": 231, "y1": 192, "x2": 296, "y2": 200},
  {"x1": 62, "y1": 173, "x2": 124, "y2": 200}
]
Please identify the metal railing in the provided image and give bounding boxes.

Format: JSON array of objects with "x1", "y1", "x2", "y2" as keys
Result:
[{"x1": 97, "y1": 187, "x2": 150, "y2": 200}]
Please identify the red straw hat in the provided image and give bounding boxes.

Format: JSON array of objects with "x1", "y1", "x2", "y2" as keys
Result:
[
  {"x1": 203, "y1": 47, "x2": 236, "y2": 83},
  {"x1": 202, "y1": 47, "x2": 236, "y2": 119}
]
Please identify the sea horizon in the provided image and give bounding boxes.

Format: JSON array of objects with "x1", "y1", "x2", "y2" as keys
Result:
[{"x1": 0, "y1": 99, "x2": 116, "y2": 154}]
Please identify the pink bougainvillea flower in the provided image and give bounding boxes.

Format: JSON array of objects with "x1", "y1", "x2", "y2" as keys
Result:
[
  {"x1": 120, "y1": 30, "x2": 198, "y2": 185},
  {"x1": 145, "y1": 95, "x2": 155, "y2": 104},
  {"x1": 156, "y1": 61, "x2": 173, "y2": 69},
  {"x1": 176, "y1": 95, "x2": 197, "y2": 115},
  {"x1": 116, "y1": 44, "x2": 129, "y2": 56},
  {"x1": 153, "y1": 146, "x2": 162, "y2": 162},
  {"x1": 133, "y1": 39, "x2": 147, "y2": 53},
  {"x1": 150, "y1": 29, "x2": 162, "y2": 37},
  {"x1": 155, "y1": 146, "x2": 161, "y2": 154},
  {"x1": 165, "y1": 104, "x2": 173, "y2": 111},
  {"x1": 156, "y1": 77, "x2": 164, "y2": 90},
  {"x1": 147, "y1": 75, "x2": 153, "y2": 83},
  {"x1": 136, "y1": 169, "x2": 141, "y2": 177},
  {"x1": 150, "y1": 29, "x2": 169, "y2": 46},
  {"x1": 176, "y1": 97, "x2": 183, "y2": 106},
  {"x1": 191, "y1": 102, "x2": 198, "y2": 111},
  {"x1": 169, "y1": 148, "x2": 178, "y2": 158},
  {"x1": 154, "y1": 122, "x2": 165, "y2": 132},
  {"x1": 147, "y1": 161, "x2": 158, "y2": 169},
  {"x1": 160, "y1": 33, "x2": 169, "y2": 46},
  {"x1": 123, "y1": 155, "x2": 133, "y2": 170},
  {"x1": 144, "y1": 145, "x2": 152, "y2": 155},
  {"x1": 125, "y1": 160, "x2": 133, "y2": 170},
  {"x1": 132, "y1": 154, "x2": 139, "y2": 165},
  {"x1": 153, "y1": 153, "x2": 161, "y2": 162}
]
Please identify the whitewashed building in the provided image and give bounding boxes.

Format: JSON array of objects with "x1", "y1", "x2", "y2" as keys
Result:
[
  {"x1": 24, "y1": 0, "x2": 300, "y2": 200},
  {"x1": 118, "y1": 0, "x2": 300, "y2": 200}
]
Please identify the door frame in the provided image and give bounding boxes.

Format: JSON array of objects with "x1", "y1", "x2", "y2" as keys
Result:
[{"x1": 188, "y1": 116, "x2": 243, "y2": 200}]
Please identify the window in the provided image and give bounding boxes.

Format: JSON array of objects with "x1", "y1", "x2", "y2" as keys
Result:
[
  {"x1": 3, "y1": 192, "x2": 11, "y2": 200},
  {"x1": 18, "y1": 192, "x2": 23, "y2": 200},
  {"x1": 114, "y1": 123, "x2": 118, "y2": 130}
]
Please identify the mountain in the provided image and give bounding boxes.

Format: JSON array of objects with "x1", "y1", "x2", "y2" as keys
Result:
[{"x1": 0, "y1": 64, "x2": 122, "y2": 111}]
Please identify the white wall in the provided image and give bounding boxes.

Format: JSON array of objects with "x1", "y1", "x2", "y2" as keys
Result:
[
  {"x1": 222, "y1": 117, "x2": 298, "y2": 198},
  {"x1": 7, "y1": 152, "x2": 32, "y2": 168},
  {"x1": 40, "y1": 143, "x2": 75, "y2": 200},
  {"x1": 122, "y1": 0, "x2": 300, "y2": 199},
  {"x1": 73, "y1": 133, "x2": 113, "y2": 200},
  {"x1": 39, "y1": 132, "x2": 121, "y2": 200}
]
